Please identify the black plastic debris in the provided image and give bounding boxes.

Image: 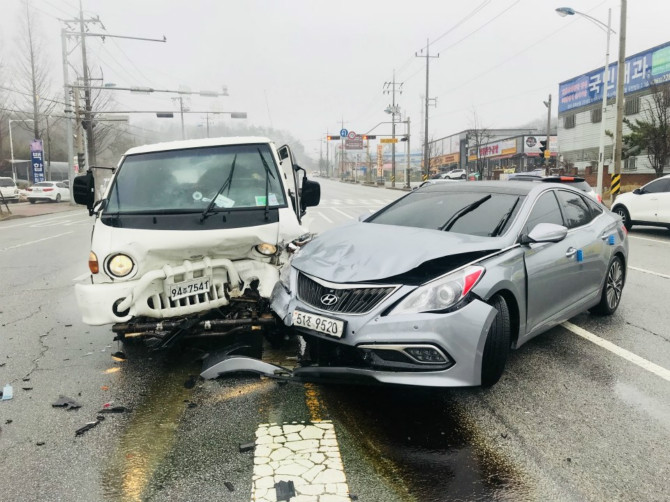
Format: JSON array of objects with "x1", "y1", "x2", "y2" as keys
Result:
[
  {"x1": 22, "y1": 387, "x2": 33, "y2": 391},
  {"x1": 22, "y1": 378, "x2": 30, "y2": 382},
  {"x1": 187, "y1": 402, "x2": 197, "y2": 409},
  {"x1": 111, "y1": 351, "x2": 127, "y2": 362},
  {"x1": 36, "y1": 441, "x2": 45, "y2": 446},
  {"x1": 239, "y1": 442, "x2": 255, "y2": 453},
  {"x1": 224, "y1": 481, "x2": 234, "y2": 492},
  {"x1": 5, "y1": 420, "x2": 12, "y2": 425},
  {"x1": 275, "y1": 480, "x2": 296, "y2": 501},
  {"x1": 184, "y1": 375, "x2": 198, "y2": 389},
  {"x1": 75, "y1": 420, "x2": 101, "y2": 436},
  {"x1": 98, "y1": 406, "x2": 129, "y2": 414},
  {"x1": 52, "y1": 395, "x2": 82, "y2": 410}
]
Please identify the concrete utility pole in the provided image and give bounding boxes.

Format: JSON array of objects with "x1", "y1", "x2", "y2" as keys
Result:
[
  {"x1": 383, "y1": 70, "x2": 403, "y2": 188},
  {"x1": 416, "y1": 39, "x2": 439, "y2": 180},
  {"x1": 544, "y1": 94, "x2": 552, "y2": 168},
  {"x1": 173, "y1": 96, "x2": 188, "y2": 140},
  {"x1": 405, "y1": 117, "x2": 411, "y2": 189},
  {"x1": 612, "y1": 0, "x2": 627, "y2": 198}
]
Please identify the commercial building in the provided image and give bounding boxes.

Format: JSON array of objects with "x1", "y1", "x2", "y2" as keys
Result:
[{"x1": 558, "y1": 40, "x2": 670, "y2": 185}]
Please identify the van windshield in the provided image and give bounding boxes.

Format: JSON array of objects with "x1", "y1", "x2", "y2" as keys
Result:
[{"x1": 105, "y1": 143, "x2": 287, "y2": 214}]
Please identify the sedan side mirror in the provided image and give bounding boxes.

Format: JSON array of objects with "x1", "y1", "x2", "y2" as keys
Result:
[
  {"x1": 520, "y1": 222, "x2": 568, "y2": 245},
  {"x1": 73, "y1": 171, "x2": 95, "y2": 215}
]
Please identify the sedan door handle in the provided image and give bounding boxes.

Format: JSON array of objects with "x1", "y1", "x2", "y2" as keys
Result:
[
  {"x1": 600, "y1": 232, "x2": 609, "y2": 240},
  {"x1": 565, "y1": 247, "x2": 577, "y2": 258}
]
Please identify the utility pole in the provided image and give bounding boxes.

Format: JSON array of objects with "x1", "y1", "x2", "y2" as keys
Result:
[
  {"x1": 61, "y1": 28, "x2": 75, "y2": 197},
  {"x1": 78, "y1": 0, "x2": 101, "y2": 167},
  {"x1": 323, "y1": 131, "x2": 330, "y2": 178},
  {"x1": 340, "y1": 118, "x2": 345, "y2": 180},
  {"x1": 172, "y1": 96, "x2": 188, "y2": 140},
  {"x1": 544, "y1": 94, "x2": 552, "y2": 169},
  {"x1": 416, "y1": 39, "x2": 439, "y2": 181},
  {"x1": 612, "y1": 0, "x2": 627, "y2": 198},
  {"x1": 405, "y1": 117, "x2": 411, "y2": 189},
  {"x1": 383, "y1": 70, "x2": 403, "y2": 188}
]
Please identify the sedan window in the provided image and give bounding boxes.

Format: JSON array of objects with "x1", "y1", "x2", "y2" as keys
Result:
[
  {"x1": 367, "y1": 191, "x2": 523, "y2": 237},
  {"x1": 523, "y1": 191, "x2": 564, "y2": 235},
  {"x1": 555, "y1": 190, "x2": 593, "y2": 228}
]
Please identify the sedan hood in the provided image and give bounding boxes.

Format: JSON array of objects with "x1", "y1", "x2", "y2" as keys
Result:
[{"x1": 292, "y1": 222, "x2": 502, "y2": 283}]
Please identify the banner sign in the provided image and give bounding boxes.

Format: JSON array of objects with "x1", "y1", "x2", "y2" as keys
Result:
[
  {"x1": 376, "y1": 144, "x2": 383, "y2": 176},
  {"x1": 559, "y1": 41, "x2": 670, "y2": 113},
  {"x1": 523, "y1": 136, "x2": 558, "y2": 156},
  {"x1": 30, "y1": 139, "x2": 45, "y2": 183},
  {"x1": 468, "y1": 138, "x2": 517, "y2": 161}
]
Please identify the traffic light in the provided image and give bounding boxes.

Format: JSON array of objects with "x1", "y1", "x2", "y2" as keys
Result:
[
  {"x1": 77, "y1": 152, "x2": 86, "y2": 170},
  {"x1": 326, "y1": 135, "x2": 340, "y2": 141},
  {"x1": 539, "y1": 140, "x2": 547, "y2": 165},
  {"x1": 362, "y1": 135, "x2": 376, "y2": 140}
]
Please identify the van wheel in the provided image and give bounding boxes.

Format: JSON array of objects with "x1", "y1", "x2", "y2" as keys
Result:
[{"x1": 481, "y1": 294, "x2": 511, "y2": 387}]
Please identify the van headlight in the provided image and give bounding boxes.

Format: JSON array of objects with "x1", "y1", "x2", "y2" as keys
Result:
[
  {"x1": 390, "y1": 266, "x2": 485, "y2": 315},
  {"x1": 255, "y1": 243, "x2": 278, "y2": 256},
  {"x1": 107, "y1": 254, "x2": 134, "y2": 278}
]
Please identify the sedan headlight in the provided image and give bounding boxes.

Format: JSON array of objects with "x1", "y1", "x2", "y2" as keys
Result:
[
  {"x1": 107, "y1": 254, "x2": 134, "y2": 278},
  {"x1": 390, "y1": 265, "x2": 485, "y2": 315}
]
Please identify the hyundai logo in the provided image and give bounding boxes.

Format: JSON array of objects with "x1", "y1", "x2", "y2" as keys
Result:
[{"x1": 320, "y1": 293, "x2": 339, "y2": 306}]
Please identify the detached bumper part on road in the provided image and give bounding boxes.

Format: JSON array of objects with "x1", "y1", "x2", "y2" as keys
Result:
[{"x1": 263, "y1": 282, "x2": 499, "y2": 387}]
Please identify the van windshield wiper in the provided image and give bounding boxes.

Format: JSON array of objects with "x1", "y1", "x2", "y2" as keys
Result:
[
  {"x1": 439, "y1": 194, "x2": 492, "y2": 232},
  {"x1": 257, "y1": 148, "x2": 276, "y2": 220},
  {"x1": 200, "y1": 154, "x2": 237, "y2": 223}
]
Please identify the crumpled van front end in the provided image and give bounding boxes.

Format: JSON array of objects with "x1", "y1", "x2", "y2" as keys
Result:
[{"x1": 73, "y1": 137, "x2": 320, "y2": 348}]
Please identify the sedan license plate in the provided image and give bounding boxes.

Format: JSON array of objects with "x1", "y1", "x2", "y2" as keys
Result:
[
  {"x1": 166, "y1": 277, "x2": 212, "y2": 301},
  {"x1": 292, "y1": 310, "x2": 344, "y2": 338}
]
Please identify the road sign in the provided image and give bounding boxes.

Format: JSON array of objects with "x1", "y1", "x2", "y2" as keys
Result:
[
  {"x1": 544, "y1": 150, "x2": 550, "y2": 159},
  {"x1": 380, "y1": 138, "x2": 398, "y2": 144},
  {"x1": 347, "y1": 131, "x2": 357, "y2": 139},
  {"x1": 345, "y1": 138, "x2": 363, "y2": 150},
  {"x1": 340, "y1": 128, "x2": 348, "y2": 138}
]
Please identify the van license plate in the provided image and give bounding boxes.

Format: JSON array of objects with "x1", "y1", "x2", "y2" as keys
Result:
[
  {"x1": 166, "y1": 277, "x2": 212, "y2": 301},
  {"x1": 292, "y1": 310, "x2": 345, "y2": 338}
]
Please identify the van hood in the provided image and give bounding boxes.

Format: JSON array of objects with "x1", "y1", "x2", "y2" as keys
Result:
[{"x1": 291, "y1": 222, "x2": 503, "y2": 283}]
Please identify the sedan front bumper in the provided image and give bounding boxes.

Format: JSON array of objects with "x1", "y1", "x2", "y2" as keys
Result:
[{"x1": 270, "y1": 282, "x2": 498, "y2": 387}]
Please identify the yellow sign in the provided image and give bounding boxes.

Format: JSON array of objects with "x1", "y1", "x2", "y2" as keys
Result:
[{"x1": 380, "y1": 138, "x2": 398, "y2": 144}]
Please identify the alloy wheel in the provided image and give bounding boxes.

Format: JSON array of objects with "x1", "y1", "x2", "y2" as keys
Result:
[{"x1": 606, "y1": 259, "x2": 623, "y2": 310}]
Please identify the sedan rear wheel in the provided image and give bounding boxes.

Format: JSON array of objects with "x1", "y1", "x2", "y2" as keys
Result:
[
  {"x1": 590, "y1": 256, "x2": 624, "y2": 316},
  {"x1": 481, "y1": 294, "x2": 511, "y2": 387},
  {"x1": 55, "y1": 193, "x2": 61, "y2": 203}
]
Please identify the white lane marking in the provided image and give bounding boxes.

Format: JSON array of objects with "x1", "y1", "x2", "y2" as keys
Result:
[
  {"x1": 318, "y1": 212, "x2": 334, "y2": 224},
  {"x1": 1, "y1": 212, "x2": 85, "y2": 229},
  {"x1": 251, "y1": 420, "x2": 350, "y2": 502},
  {"x1": 0, "y1": 231, "x2": 74, "y2": 252},
  {"x1": 331, "y1": 208, "x2": 354, "y2": 219},
  {"x1": 629, "y1": 266, "x2": 670, "y2": 280},
  {"x1": 628, "y1": 235, "x2": 670, "y2": 246},
  {"x1": 562, "y1": 322, "x2": 670, "y2": 383},
  {"x1": 29, "y1": 217, "x2": 90, "y2": 228}
]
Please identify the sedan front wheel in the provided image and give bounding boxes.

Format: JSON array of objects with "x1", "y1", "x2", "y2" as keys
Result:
[{"x1": 481, "y1": 294, "x2": 511, "y2": 387}]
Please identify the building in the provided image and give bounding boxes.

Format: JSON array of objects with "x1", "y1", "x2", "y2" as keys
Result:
[
  {"x1": 466, "y1": 134, "x2": 558, "y2": 177},
  {"x1": 558, "y1": 40, "x2": 670, "y2": 184},
  {"x1": 427, "y1": 128, "x2": 541, "y2": 176}
]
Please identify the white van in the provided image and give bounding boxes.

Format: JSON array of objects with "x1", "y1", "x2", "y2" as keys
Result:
[
  {"x1": 0, "y1": 177, "x2": 19, "y2": 202},
  {"x1": 72, "y1": 136, "x2": 320, "y2": 350}
]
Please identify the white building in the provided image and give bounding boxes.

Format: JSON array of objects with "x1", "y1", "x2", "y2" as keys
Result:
[{"x1": 558, "y1": 40, "x2": 670, "y2": 175}]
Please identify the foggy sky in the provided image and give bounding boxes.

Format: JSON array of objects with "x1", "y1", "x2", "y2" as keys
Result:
[{"x1": 1, "y1": 0, "x2": 669, "y2": 160}]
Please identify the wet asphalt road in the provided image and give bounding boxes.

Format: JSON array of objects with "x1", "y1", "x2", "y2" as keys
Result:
[{"x1": 1, "y1": 182, "x2": 669, "y2": 501}]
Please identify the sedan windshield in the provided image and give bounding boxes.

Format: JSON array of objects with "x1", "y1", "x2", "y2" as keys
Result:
[
  {"x1": 105, "y1": 143, "x2": 286, "y2": 213},
  {"x1": 367, "y1": 190, "x2": 523, "y2": 237}
]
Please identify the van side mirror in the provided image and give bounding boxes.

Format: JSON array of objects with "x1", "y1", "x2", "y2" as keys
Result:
[
  {"x1": 73, "y1": 171, "x2": 95, "y2": 214},
  {"x1": 300, "y1": 178, "x2": 321, "y2": 211},
  {"x1": 633, "y1": 188, "x2": 641, "y2": 195}
]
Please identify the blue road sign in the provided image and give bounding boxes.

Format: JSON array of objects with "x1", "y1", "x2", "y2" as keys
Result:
[{"x1": 340, "y1": 128, "x2": 348, "y2": 138}]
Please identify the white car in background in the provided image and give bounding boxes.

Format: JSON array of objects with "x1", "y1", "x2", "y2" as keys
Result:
[
  {"x1": 27, "y1": 181, "x2": 71, "y2": 203},
  {"x1": 0, "y1": 177, "x2": 19, "y2": 202},
  {"x1": 611, "y1": 174, "x2": 670, "y2": 231},
  {"x1": 442, "y1": 169, "x2": 467, "y2": 179}
]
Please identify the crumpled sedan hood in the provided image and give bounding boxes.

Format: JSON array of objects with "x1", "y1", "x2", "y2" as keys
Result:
[{"x1": 292, "y1": 222, "x2": 502, "y2": 283}]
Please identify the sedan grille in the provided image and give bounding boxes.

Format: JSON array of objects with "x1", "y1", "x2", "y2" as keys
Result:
[{"x1": 297, "y1": 273, "x2": 396, "y2": 314}]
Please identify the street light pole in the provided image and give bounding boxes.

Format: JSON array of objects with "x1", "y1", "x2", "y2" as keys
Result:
[{"x1": 556, "y1": 6, "x2": 615, "y2": 197}]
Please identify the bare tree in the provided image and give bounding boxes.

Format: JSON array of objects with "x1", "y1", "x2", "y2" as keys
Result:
[
  {"x1": 12, "y1": 0, "x2": 57, "y2": 140},
  {"x1": 468, "y1": 109, "x2": 492, "y2": 180}
]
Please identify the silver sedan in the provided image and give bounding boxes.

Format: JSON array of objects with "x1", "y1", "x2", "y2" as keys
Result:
[{"x1": 268, "y1": 181, "x2": 628, "y2": 387}]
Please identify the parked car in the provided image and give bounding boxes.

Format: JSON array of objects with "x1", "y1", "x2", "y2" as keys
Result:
[
  {"x1": 27, "y1": 181, "x2": 71, "y2": 203},
  {"x1": 611, "y1": 174, "x2": 670, "y2": 230},
  {"x1": 223, "y1": 180, "x2": 629, "y2": 389},
  {"x1": 0, "y1": 177, "x2": 19, "y2": 203},
  {"x1": 443, "y1": 169, "x2": 467, "y2": 179}
]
